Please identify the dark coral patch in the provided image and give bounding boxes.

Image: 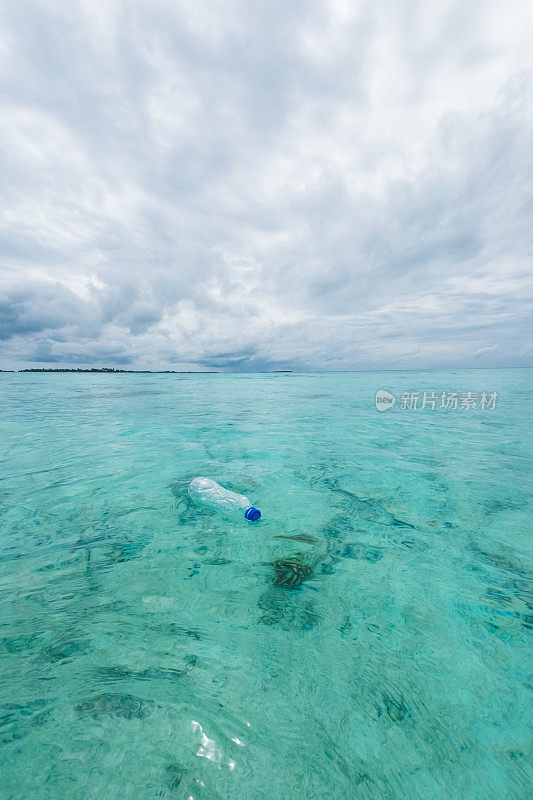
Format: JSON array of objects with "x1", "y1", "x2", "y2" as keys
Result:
[
  {"x1": 76, "y1": 693, "x2": 154, "y2": 720},
  {"x1": 271, "y1": 556, "x2": 313, "y2": 588}
]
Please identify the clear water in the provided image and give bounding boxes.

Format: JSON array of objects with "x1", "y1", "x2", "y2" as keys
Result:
[{"x1": 0, "y1": 370, "x2": 531, "y2": 800}]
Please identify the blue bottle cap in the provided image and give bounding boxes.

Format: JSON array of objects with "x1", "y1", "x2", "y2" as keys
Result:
[{"x1": 245, "y1": 506, "x2": 261, "y2": 521}]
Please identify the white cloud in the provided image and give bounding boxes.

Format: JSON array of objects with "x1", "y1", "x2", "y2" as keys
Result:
[{"x1": 0, "y1": 0, "x2": 531, "y2": 369}]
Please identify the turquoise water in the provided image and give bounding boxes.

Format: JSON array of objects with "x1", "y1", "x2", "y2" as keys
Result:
[{"x1": 0, "y1": 370, "x2": 531, "y2": 799}]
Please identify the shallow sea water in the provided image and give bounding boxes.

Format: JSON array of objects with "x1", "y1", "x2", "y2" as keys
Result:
[{"x1": 0, "y1": 370, "x2": 531, "y2": 800}]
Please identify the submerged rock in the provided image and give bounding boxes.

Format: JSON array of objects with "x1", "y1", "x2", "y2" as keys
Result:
[
  {"x1": 0, "y1": 634, "x2": 41, "y2": 655},
  {"x1": 273, "y1": 533, "x2": 319, "y2": 544},
  {"x1": 340, "y1": 543, "x2": 383, "y2": 562},
  {"x1": 379, "y1": 693, "x2": 411, "y2": 723},
  {"x1": 76, "y1": 693, "x2": 154, "y2": 720},
  {"x1": 95, "y1": 665, "x2": 186, "y2": 682},
  {"x1": 41, "y1": 638, "x2": 88, "y2": 663},
  {"x1": 164, "y1": 763, "x2": 186, "y2": 790},
  {"x1": 0, "y1": 700, "x2": 52, "y2": 745},
  {"x1": 483, "y1": 497, "x2": 527, "y2": 514},
  {"x1": 258, "y1": 589, "x2": 319, "y2": 630}
]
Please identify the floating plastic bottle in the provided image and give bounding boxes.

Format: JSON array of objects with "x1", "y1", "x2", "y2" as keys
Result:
[{"x1": 188, "y1": 477, "x2": 261, "y2": 521}]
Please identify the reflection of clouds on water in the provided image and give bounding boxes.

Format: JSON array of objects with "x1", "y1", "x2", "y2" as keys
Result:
[
  {"x1": 192, "y1": 719, "x2": 240, "y2": 773},
  {"x1": 192, "y1": 719, "x2": 222, "y2": 763}
]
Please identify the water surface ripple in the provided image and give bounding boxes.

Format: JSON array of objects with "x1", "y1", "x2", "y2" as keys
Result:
[{"x1": 0, "y1": 371, "x2": 531, "y2": 799}]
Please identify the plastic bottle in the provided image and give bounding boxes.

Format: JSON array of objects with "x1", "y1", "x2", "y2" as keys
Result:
[{"x1": 188, "y1": 477, "x2": 261, "y2": 521}]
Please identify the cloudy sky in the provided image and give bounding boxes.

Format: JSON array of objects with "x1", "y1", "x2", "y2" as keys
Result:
[{"x1": 0, "y1": 1, "x2": 531, "y2": 370}]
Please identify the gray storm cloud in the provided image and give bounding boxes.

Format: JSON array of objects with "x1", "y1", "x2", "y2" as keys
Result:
[{"x1": 0, "y1": 0, "x2": 531, "y2": 370}]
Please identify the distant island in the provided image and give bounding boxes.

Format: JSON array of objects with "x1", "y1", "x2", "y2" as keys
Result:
[
  {"x1": 5, "y1": 368, "x2": 297, "y2": 374},
  {"x1": 18, "y1": 368, "x2": 219, "y2": 374}
]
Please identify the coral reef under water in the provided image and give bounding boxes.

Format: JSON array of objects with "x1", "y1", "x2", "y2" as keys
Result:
[
  {"x1": 271, "y1": 555, "x2": 314, "y2": 589},
  {"x1": 76, "y1": 693, "x2": 155, "y2": 720}
]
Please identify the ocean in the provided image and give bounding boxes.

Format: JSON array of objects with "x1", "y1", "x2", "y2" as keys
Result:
[{"x1": 0, "y1": 370, "x2": 531, "y2": 799}]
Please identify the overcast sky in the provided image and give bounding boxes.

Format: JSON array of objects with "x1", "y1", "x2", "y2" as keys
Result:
[{"x1": 0, "y1": 1, "x2": 531, "y2": 370}]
